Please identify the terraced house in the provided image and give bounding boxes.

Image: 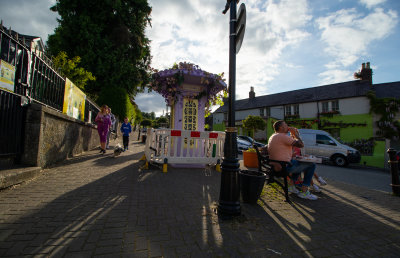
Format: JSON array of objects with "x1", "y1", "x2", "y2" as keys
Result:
[{"x1": 212, "y1": 63, "x2": 400, "y2": 168}]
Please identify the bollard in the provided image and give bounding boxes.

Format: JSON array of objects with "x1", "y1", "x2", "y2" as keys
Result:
[
  {"x1": 387, "y1": 148, "x2": 400, "y2": 196},
  {"x1": 163, "y1": 158, "x2": 168, "y2": 173},
  {"x1": 216, "y1": 159, "x2": 221, "y2": 172}
]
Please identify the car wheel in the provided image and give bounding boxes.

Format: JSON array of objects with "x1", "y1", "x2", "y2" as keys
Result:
[{"x1": 332, "y1": 154, "x2": 348, "y2": 167}]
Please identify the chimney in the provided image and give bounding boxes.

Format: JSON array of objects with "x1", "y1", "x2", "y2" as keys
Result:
[
  {"x1": 249, "y1": 86, "x2": 255, "y2": 99},
  {"x1": 355, "y1": 62, "x2": 373, "y2": 86},
  {"x1": 361, "y1": 62, "x2": 373, "y2": 85}
]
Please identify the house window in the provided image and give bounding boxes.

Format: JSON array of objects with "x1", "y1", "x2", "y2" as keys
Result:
[
  {"x1": 260, "y1": 108, "x2": 264, "y2": 117},
  {"x1": 293, "y1": 104, "x2": 299, "y2": 115},
  {"x1": 266, "y1": 107, "x2": 271, "y2": 117},
  {"x1": 285, "y1": 105, "x2": 291, "y2": 116},
  {"x1": 332, "y1": 100, "x2": 339, "y2": 111},
  {"x1": 322, "y1": 102, "x2": 329, "y2": 113}
]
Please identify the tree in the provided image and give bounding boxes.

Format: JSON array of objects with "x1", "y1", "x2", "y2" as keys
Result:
[
  {"x1": 96, "y1": 86, "x2": 135, "y2": 121},
  {"x1": 142, "y1": 112, "x2": 155, "y2": 120},
  {"x1": 153, "y1": 117, "x2": 168, "y2": 128},
  {"x1": 140, "y1": 119, "x2": 152, "y2": 128},
  {"x1": 52, "y1": 51, "x2": 95, "y2": 91},
  {"x1": 133, "y1": 105, "x2": 142, "y2": 126},
  {"x1": 242, "y1": 115, "x2": 266, "y2": 141},
  {"x1": 47, "y1": 0, "x2": 152, "y2": 102}
]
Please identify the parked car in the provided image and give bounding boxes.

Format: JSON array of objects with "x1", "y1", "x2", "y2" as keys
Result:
[
  {"x1": 237, "y1": 135, "x2": 265, "y2": 148},
  {"x1": 298, "y1": 129, "x2": 361, "y2": 167},
  {"x1": 237, "y1": 137, "x2": 252, "y2": 153}
]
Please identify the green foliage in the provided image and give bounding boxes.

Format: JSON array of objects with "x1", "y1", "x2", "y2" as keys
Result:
[
  {"x1": 133, "y1": 105, "x2": 142, "y2": 125},
  {"x1": 152, "y1": 117, "x2": 168, "y2": 128},
  {"x1": 205, "y1": 90, "x2": 228, "y2": 118},
  {"x1": 243, "y1": 115, "x2": 266, "y2": 131},
  {"x1": 142, "y1": 112, "x2": 156, "y2": 120},
  {"x1": 97, "y1": 86, "x2": 135, "y2": 121},
  {"x1": 141, "y1": 119, "x2": 152, "y2": 127},
  {"x1": 47, "y1": 0, "x2": 152, "y2": 100},
  {"x1": 52, "y1": 51, "x2": 95, "y2": 91},
  {"x1": 367, "y1": 91, "x2": 400, "y2": 139},
  {"x1": 242, "y1": 115, "x2": 266, "y2": 139}
]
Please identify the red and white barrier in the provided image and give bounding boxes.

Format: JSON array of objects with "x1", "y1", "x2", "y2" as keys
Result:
[{"x1": 144, "y1": 128, "x2": 225, "y2": 171}]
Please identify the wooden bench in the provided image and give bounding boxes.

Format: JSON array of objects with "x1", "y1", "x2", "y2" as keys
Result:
[{"x1": 254, "y1": 145, "x2": 291, "y2": 202}]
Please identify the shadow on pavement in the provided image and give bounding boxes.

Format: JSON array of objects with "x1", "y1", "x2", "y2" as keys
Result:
[{"x1": 0, "y1": 146, "x2": 399, "y2": 257}]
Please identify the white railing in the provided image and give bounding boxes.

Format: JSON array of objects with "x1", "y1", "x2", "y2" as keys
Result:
[{"x1": 143, "y1": 128, "x2": 225, "y2": 171}]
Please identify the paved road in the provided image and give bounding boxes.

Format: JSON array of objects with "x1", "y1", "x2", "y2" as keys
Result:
[
  {"x1": 315, "y1": 164, "x2": 392, "y2": 193},
  {"x1": 0, "y1": 140, "x2": 399, "y2": 257}
]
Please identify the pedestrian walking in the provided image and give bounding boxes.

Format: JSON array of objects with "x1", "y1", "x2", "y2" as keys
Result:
[
  {"x1": 95, "y1": 105, "x2": 112, "y2": 154},
  {"x1": 120, "y1": 117, "x2": 132, "y2": 151},
  {"x1": 106, "y1": 107, "x2": 116, "y2": 149}
]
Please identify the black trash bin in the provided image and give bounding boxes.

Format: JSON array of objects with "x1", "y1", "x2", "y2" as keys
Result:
[{"x1": 239, "y1": 170, "x2": 267, "y2": 204}]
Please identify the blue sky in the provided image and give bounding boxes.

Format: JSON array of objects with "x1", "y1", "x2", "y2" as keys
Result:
[{"x1": 1, "y1": 0, "x2": 399, "y2": 116}]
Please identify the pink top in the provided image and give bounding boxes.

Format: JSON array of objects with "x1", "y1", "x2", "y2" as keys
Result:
[
  {"x1": 95, "y1": 113, "x2": 111, "y2": 131},
  {"x1": 267, "y1": 133, "x2": 295, "y2": 162}
]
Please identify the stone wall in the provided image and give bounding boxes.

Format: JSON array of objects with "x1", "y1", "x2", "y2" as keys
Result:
[{"x1": 21, "y1": 102, "x2": 99, "y2": 167}]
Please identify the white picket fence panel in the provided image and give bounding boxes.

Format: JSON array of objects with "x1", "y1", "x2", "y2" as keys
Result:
[{"x1": 144, "y1": 128, "x2": 225, "y2": 166}]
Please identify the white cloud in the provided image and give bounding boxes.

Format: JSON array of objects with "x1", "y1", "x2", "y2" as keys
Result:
[
  {"x1": 316, "y1": 6, "x2": 397, "y2": 83},
  {"x1": 318, "y1": 69, "x2": 354, "y2": 85},
  {"x1": 140, "y1": 0, "x2": 312, "y2": 113},
  {"x1": 0, "y1": 0, "x2": 58, "y2": 42},
  {"x1": 359, "y1": 0, "x2": 386, "y2": 9}
]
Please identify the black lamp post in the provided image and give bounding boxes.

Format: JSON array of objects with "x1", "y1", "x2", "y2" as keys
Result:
[
  {"x1": 387, "y1": 148, "x2": 400, "y2": 196},
  {"x1": 218, "y1": 0, "x2": 241, "y2": 217}
]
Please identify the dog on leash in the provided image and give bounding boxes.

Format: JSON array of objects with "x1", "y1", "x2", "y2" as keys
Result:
[{"x1": 113, "y1": 144, "x2": 124, "y2": 157}]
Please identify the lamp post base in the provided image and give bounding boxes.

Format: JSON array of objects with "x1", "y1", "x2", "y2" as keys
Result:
[{"x1": 217, "y1": 199, "x2": 241, "y2": 219}]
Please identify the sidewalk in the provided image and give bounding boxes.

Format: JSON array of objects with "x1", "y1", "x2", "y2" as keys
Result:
[{"x1": 0, "y1": 138, "x2": 399, "y2": 257}]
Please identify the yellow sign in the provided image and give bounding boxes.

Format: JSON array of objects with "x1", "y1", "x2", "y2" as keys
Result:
[
  {"x1": 0, "y1": 60, "x2": 15, "y2": 92},
  {"x1": 63, "y1": 78, "x2": 86, "y2": 121}
]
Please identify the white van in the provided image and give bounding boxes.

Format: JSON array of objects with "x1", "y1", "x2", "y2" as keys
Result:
[{"x1": 298, "y1": 129, "x2": 361, "y2": 167}]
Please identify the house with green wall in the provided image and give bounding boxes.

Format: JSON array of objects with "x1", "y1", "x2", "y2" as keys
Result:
[{"x1": 212, "y1": 64, "x2": 400, "y2": 169}]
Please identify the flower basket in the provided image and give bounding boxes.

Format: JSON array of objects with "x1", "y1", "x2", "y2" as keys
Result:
[{"x1": 243, "y1": 150, "x2": 259, "y2": 168}]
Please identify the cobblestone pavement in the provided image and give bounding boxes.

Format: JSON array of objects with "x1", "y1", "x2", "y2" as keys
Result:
[{"x1": 0, "y1": 139, "x2": 399, "y2": 257}]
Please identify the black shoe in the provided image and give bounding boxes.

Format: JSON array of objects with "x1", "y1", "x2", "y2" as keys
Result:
[{"x1": 99, "y1": 149, "x2": 104, "y2": 153}]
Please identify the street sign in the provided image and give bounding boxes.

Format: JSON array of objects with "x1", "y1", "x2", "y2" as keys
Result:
[{"x1": 235, "y1": 3, "x2": 246, "y2": 54}]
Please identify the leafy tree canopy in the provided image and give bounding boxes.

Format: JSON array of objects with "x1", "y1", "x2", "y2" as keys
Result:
[
  {"x1": 47, "y1": 0, "x2": 152, "y2": 99},
  {"x1": 52, "y1": 51, "x2": 95, "y2": 91},
  {"x1": 242, "y1": 115, "x2": 266, "y2": 140},
  {"x1": 140, "y1": 119, "x2": 152, "y2": 127},
  {"x1": 133, "y1": 105, "x2": 142, "y2": 125},
  {"x1": 97, "y1": 86, "x2": 136, "y2": 121},
  {"x1": 142, "y1": 111, "x2": 155, "y2": 120},
  {"x1": 152, "y1": 116, "x2": 168, "y2": 128}
]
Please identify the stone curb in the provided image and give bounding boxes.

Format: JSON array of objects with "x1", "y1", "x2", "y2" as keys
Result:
[{"x1": 0, "y1": 167, "x2": 42, "y2": 189}]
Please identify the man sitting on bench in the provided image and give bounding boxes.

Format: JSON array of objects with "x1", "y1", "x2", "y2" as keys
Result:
[{"x1": 267, "y1": 120, "x2": 318, "y2": 200}]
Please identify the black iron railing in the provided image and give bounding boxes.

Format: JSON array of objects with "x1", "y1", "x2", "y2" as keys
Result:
[
  {"x1": 85, "y1": 97, "x2": 100, "y2": 124},
  {"x1": 29, "y1": 53, "x2": 65, "y2": 111},
  {"x1": 1, "y1": 26, "x2": 65, "y2": 112}
]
